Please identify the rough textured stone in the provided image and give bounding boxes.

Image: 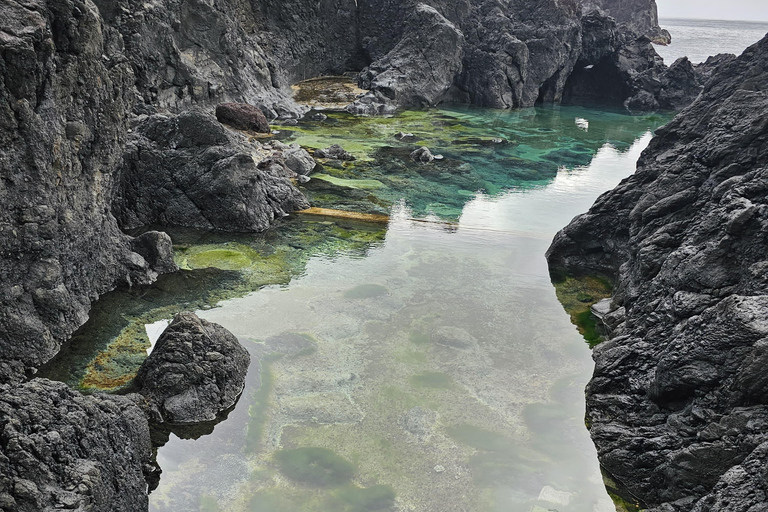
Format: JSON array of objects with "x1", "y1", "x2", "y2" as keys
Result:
[
  {"x1": 547, "y1": 35, "x2": 768, "y2": 510},
  {"x1": 283, "y1": 144, "x2": 317, "y2": 175},
  {"x1": 114, "y1": 111, "x2": 309, "y2": 232},
  {"x1": 349, "y1": 3, "x2": 464, "y2": 114},
  {"x1": 0, "y1": 379, "x2": 153, "y2": 512},
  {"x1": 215, "y1": 103, "x2": 271, "y2": 133},
  {"x1": 134, "y1": 312, "x2": 250, "y2": 424}
]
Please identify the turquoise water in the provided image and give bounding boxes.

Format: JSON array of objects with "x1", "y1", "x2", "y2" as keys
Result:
[{"x1": 41, "y1": 105, "x2": 669, "y2": 511}]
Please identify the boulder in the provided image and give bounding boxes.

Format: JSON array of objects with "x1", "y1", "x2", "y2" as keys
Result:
[
  {"x1": 283, "y1": 144, "x2": 317, "y2": 175},
  {"x1": 215, "y1": 103, "x2": 271, "y2": 133},
  {"x1": 0, "y1": 379, "x2": 153, "y2": 512},
  {"x1": 349, "y1": 3, "x2": 465, "y2": 112},
  {"x1": 114, "y1": 110, "x2": 309, "y2": 232},
  {"x1": 410, "y1": 147, "x2": 435, "y2": 163},
  {"x1": 130, "y1": 231, "x2": 178, "y2": 275},
  {"x1": 134, "y1": 312, "x2": 250, "y2": 424}
]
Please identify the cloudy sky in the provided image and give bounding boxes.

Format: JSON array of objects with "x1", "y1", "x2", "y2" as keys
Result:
[{"x1": 657, "y1": 0, "x2": 768, "y2": 21}]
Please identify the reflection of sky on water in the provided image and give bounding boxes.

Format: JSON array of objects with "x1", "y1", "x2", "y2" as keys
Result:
[{"x1": 150, "y1": 129, "x2": 655, "y2": 512}]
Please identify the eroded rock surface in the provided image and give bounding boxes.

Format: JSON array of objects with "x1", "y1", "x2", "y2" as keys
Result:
[
  {"x1": 0, "y1": 379, "x2": 154, "y2": 512},
  {"x1": 547, "y1": 35, "x2": 768, "y2": 510},
  {"x1": 134, "y1": 312, "x2": 250, "y2": 424}
]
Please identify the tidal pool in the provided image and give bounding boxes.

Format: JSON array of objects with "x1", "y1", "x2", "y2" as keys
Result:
[{"x1": 41, "y1": 105, "x2": 668, "y2": 511}]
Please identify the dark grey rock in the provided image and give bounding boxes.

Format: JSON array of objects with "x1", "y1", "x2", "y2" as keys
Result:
[
  {"x1": 131, "y1": 231, "x2": 179, "y2": 275},
  {"x1": 0, "y1": 0, "x2": 172, "y2": 376},
  {"x1": 114, "y1": 110, "x2": 310, "y2": 232},
  {"x1": 215, "y1": 103, "x2": 271, "y2": 133},
  {"x1": 350, "y1": 3, "x2": 464, "y2": 112},
  {"x1": 0, "y1": 379, "x2": 154, "y2": 512},
  {"x1": 134, "y1": 312, "x2": 250, "y2": 424},
  {"x1": 315, "y1": 144, "x2": 356, "y2": 161},
  {"x1": 283, "y1": 144, "x2": 317, "y2": 175},
  {"x1": 547, "y1": 34, "x2": 768, "y2": 509}
]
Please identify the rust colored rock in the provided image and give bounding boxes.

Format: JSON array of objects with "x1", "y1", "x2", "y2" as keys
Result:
[{"x1": 215, "y1": 103, "x2": 271, "y2": 133}]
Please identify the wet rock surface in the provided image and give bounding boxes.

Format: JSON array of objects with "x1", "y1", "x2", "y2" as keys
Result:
[
  {"x1": 0, "y1": 379, "x2": 153, "y2": 512},
  {"x1": 134, "y1": 312, "x2": 250, "y2": 424},
  {"x1": 114, "y1": 110, "x2": 309, "y2": 232},
  {"x1": 215, "y1": 103, "x2": 271, "y2": 133},
  {"x1": 547, "y1": 35, "x2": 768, "y2": 510}
]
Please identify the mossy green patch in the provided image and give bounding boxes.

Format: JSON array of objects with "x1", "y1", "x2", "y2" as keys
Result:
[
  {"x1": 274, "y1": 447, "x2": 356, "y2": 487},
  {"x1": 344, "y1": 284, "x2": 388, "y2": 299},
  {"x1": 408, "y1": 331, "x2": 430, "y2": 345},
  {"x1": 313, "y1": 174, "x2": 385, "y2": 190},
  {"x1": 186, "y1": 248, "x2": 253, "y2": 270},
  {"x1": 552, "y1": 275, "x2": 613, "y2": 347}
]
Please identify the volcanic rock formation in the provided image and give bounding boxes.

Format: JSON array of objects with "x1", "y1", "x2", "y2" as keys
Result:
[{"x1": 547, "y1": 34, "x2": 768, "y2": 511}]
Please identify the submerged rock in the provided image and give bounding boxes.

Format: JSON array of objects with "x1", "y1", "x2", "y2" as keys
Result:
[
  {"x1": 410, "y1": 146, "x2": 435, "y2": 164},
  {"x1": 315, "y1": 144, "x2": 356, "y2": 161},
  {"x1": 0, "y1": 379, "x2": 153, "y2": 512},
  {"x1": 134, "y1": 312, "x2": 250, "y2": 424},
  {"x1": 215, "y1": 103, "x2": 271, "y2": 133},
  {"x1": 547, "y1": 34, "x2": 768, "y2": 510}
]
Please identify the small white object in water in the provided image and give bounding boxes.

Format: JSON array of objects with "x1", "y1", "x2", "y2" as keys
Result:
[
  {"x1": 538, "y1": 485, "x2": 573, "y2": 506},
  {"x1": 433, "y1": 465, "x2": 445, "y2": 473},
  {"x1": 145, "y1": 319, "x2": 170, "y2": 355},
  {"x1": 434, "y1": 154, "x2": 444, "y2": 160},
  {"x1": 575, "y1": 117, "x2": 589, "y2": 132},
  {"x1": 584, "y1": 64, "x2": 594, "y2": 70}
]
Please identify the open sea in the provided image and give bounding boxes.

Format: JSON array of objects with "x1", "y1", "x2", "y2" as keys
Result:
[{"x1": 655, "y1": 17, "x2": 768, "y2": 64}]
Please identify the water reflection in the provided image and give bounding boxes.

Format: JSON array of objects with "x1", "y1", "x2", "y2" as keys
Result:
[{"x1": 149, "y1": 134, "x2": 656, "y2": 512}]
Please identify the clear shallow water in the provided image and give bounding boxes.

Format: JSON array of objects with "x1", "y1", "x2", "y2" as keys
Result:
[
  {"x1": 655, "y1": 18, "x2": 768, "y2": 64},
  {"x1": 40, "y1": 106, "x2": 669, "y2": 511}
]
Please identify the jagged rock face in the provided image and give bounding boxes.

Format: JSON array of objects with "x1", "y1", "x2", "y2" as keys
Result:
[
  {"x1": 580, "y1": 0, "x2": 669, "y2": 42},
  {"x1": 547, "y1": 35, "x2": 768, "y2": 510},
  {"x1": 351, "y1": 4, "x2": 464, "y2": 112},
  {"x1": 354, "y1": 0, "x2": 584, "y2": 110},
  {"x1": 114, "y1": 110, "x2": 309, "y2": 232},
  {"x1": 92, "y1": 0, "x2": 363, "y2": 117},
  {"x1": 134, "y1": 312, "x2": 250, "y2": 424},
  {"x1": 0, "y1": 379, "x2": 153, "y2": 511},
  {"x1": 0, "y1": 0, "x2": 172, "y2": 379}
]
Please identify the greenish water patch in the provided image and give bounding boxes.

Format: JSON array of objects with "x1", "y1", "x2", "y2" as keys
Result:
[
  {"x1": 448, "y1": 424, "x2": 512, "y2": 453},
  {"x1": 281, "y1": 106, "x2": 670, "y2": 219},
  {"x1": 552, "y1": 275, "x2": 613, "y2": 348},
  {"x1": 38, "y1": 217, "x2": 386, "y2": 391},
  {"x1": 245, "y1": 355, "x2": 278, "y2": 454},
  {"x1": 326, "y1": 484, "x2": 396, "y2": 512},
  {"x1": 409, "y1": 372, "x2": 452, "y2": 389},
  {"x1": 344, "y1": 284, "x2": 388, "y2": 299},
  {"x1": 274, "y1": 447, "x2": 355, "y2": 486}
]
